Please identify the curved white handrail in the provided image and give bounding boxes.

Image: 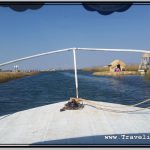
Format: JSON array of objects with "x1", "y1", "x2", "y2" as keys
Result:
[
  {"x1": 78, "y1": 48, "x2": 150, "y2": 53},
  {"x1": 0, "y1": 48, "x2": 73, "y2": 67},
  {"x1": 1, "y1": 47, "x2": 150, "y2": 67},
  {"x1": 0, "y1": 47, "x2": 150, "y2": 99}
]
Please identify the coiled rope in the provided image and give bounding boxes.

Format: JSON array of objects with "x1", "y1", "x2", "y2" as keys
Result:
[{"x1": 79, "y1": 98, "x2": 150, "y2": 113}]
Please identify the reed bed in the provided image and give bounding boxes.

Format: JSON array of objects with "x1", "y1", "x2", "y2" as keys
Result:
[
  {"x1": 83, "y1": 66, "x2": 109, "y2": 72},
  {"x1": 0, "y1": 72, "x2": 39, "y2": 83},
  {"x1": 145, "y1": 70, "x2": 150, "y2": 80},
  {"x1": 125, "y1": 65, "x2": 139, "y2": 71},
  {"x1": 83, "y1": 65, "x2": 139, "y2": 72}
]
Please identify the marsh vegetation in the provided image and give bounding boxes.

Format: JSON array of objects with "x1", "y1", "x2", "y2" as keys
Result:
[{"x1": 0, "y1": 72, "x2": 39, "y2": 83}]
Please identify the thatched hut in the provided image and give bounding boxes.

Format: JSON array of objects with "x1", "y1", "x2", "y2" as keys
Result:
[{"x1": 109, "y1": 59, "x2": 126, "y2": 72}]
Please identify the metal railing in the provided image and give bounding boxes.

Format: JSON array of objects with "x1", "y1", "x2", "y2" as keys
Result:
[{"x1": 0, "y1": 47, "x2": 150, "y2": 98}]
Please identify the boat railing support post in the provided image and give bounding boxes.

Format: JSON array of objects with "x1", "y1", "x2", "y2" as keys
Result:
[{"x1": 73, "y1": 48, "x2": 79, "y2": 99}]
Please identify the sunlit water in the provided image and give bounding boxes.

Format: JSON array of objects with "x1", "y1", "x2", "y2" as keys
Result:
[{"x1": 0, "y1": 70, "x2": 150, "y2": 116}]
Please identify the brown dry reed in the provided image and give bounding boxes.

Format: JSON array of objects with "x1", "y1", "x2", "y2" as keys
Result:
[{"x1": 0, "y1": 72, "x2": 39, "y2": 83}]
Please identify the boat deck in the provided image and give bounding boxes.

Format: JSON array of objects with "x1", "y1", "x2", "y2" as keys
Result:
[{"x1": 0, "y1": 99, "x2": 150, "y2": 145}]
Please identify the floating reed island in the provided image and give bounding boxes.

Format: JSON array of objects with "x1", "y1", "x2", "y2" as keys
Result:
[
  {"x1": 0, "y1": 71, "x2": 39, "y2": 83},
  {"x1": 83, "y1": 63, "x2": 140, "y2": 76}
]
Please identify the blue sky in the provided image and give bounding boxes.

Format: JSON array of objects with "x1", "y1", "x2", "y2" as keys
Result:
[{"x1": 0, "y1": 4, "x2": 150, "y2": 70}]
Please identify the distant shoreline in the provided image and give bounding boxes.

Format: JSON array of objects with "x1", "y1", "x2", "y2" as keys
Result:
[{"x1": 0, "y1": 72, "x2": 40, "y2": 83}]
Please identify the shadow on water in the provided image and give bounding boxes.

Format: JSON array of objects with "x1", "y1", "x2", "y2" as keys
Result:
[
  {"x1": 0, "y1": 70, "x2": 150, "y2": 117},
  {"x1": 32, "y1": 133, "x2": 150, "y2": 145}
]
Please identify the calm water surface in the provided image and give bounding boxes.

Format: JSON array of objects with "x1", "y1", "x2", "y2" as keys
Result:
[{"x1": 0, "y1": 71, "x2": 150, "y2": 116}]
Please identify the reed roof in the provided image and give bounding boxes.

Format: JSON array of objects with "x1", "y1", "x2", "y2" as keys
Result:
[{"x1": 110, "y1": 59, "x2": 126, "y2": 68}]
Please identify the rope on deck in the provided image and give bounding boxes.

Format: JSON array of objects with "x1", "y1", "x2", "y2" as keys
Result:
[
  {"x1": 130, "y1": 98, "x2": 150, "y2": 107},
  {"x1": 80, "y1": 98, "x2": 150, "y2": 113}
]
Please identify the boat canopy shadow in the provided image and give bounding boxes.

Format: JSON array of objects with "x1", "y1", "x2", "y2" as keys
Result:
[{"x1": 32, "y1": 133, "x2": 150, "y2": 145}]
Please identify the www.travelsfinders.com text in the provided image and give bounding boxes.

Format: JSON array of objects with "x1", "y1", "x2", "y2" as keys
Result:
[{"x1": 104, "y1": 134, "x2": 150, "y2": 140}]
